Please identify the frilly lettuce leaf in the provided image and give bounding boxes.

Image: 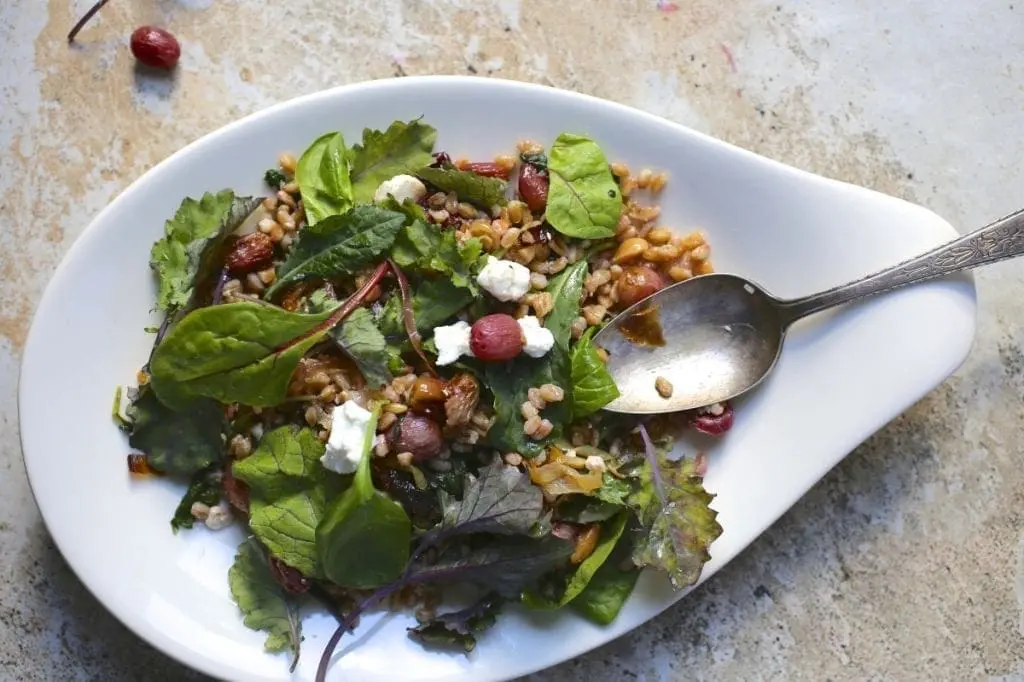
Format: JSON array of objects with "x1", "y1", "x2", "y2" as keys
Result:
[
  {"x1": 630, "y1": 454, "x2": 721, "y2": 589},
  {"x1": 149, "y1": 191, "x2": 260, "y2": 313},
  {"x1": 232, "y1": 425, "x2": 339, "y2": 577},
  {"x1": 227, "y1": 539, "x2": 302, "y2": 670},
  {"x1": 350, "y1": 119, "x2": 437, "y2": 203}
]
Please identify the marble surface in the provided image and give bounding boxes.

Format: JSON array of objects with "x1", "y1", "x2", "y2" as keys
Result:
[{"x1": 3, "y1": 1, "x2": 1024, "y2": 680}]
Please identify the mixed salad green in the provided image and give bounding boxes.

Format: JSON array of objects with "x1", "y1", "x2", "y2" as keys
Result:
[{"x1": 115, "y1": 118, "x2": 729, "y2": 678}]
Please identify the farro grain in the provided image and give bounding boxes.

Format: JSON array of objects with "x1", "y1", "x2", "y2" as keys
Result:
[
  {"x1": 642, "y1": 244, "x2": 681, "y2": 262},
  {"x1": 245, "y1": 272, "x2": 265, "y2": 293},
  {"x1": 396, "y1": 451, "x2": 414, "y2": 467},
  {"x1": 277, "y1": 190, "x2": 297, "y2": 208},
  {"x1": 583, "y1": 304, "x2": 607, "y2": 326},
  {"x1": 262, "y1": 196, "x2": 278, "y2": 212},
  {"x1": 520, "y1": 401, "x2": 539, "y2": 420},
  {"x1": 279, "y1": 153, "x2": 297, "y2": 173},
  {"x1": 527, "y1": 387, "x2": 546, "y2": 410},
  {"x1": 538, "y1": 384, "x2": 564, "y2": 402},
  {"x1": 690, "y1": 244, "x2": 711, "y2": 261},
  {"x1": 647, "y1": 227, "x2": 672, "y2": 245},
  {"x1": 378, "y1": 411, "x2": 397, "y2": 432},
  {"x1": 530, "y1": 272, "x2": 549, "y2": 290},
  {"x1": 655, "y1": 376, "x2": 673, "y2": 398}
]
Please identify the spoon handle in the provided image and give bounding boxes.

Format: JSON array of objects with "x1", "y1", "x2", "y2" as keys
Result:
[{"x1": 777, "y1": 207, "x2": 1024, "y2": 323}]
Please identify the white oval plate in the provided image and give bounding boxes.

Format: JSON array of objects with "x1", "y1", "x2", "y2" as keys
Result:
[{"x1": 20, "y1": 77, "x2": 977, "y2": 682}]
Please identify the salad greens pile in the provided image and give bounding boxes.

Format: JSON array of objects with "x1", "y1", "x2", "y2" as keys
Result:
[{"x1": 116, "y1": 117, "x2": 727, "y2": 677}]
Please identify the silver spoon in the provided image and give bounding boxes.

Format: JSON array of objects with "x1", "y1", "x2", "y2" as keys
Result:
[{"x1": 595, "y1": 208, "x2": 1024, "y2": 414}]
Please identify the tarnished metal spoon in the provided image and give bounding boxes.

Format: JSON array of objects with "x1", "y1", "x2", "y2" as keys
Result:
[{"x1": 595, "y1": 208, "x2": 1024, "y2": 414}]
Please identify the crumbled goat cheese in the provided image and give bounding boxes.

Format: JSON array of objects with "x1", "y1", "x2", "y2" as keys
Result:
[
  {"x1": 518, "y1": 315, "x2": 555, "y2": 358},
  {"x1": 321, "y1": 400, "x2": 373, "y2": 474},
  {"x1": 433, "y1": 320, "x2": 473, "y2": 366},
  {"x1": 373, "y1": 174, "x2": 427, "y2": 205},
  {"x1": 476, "y1": 256, "x2": 531, "y2": 302}
]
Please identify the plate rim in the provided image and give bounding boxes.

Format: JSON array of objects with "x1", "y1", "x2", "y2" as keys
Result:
[{"x1": 18, "y1": 75, "x2": 979, "y2": 682}]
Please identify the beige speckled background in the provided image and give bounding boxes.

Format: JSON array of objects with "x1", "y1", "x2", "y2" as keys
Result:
[{"x1": 3, "y1": 1, "x2": 1024, "y2": 680}]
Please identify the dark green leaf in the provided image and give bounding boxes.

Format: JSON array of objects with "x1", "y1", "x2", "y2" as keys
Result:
[
  {"x1": 570, "y1": 328, "x2": 620, "y2": 418},
  {"x1": 523, "y1": 512, "x2": 628, "y2": 609},
  {"x1": 228, "y1": 538, "x2": 302, "y2": 669},
  {"x1": 125, "y1": 383, "x2": 223, "y2": 476},
  {"x1": 553, "y1": 495, "x2": 623, "y2": 524},
  {"x1": 416, "y1": 166, "x2": 507, "y2": 208},
  {"x1": 316, "y1": 405, "x2": 412, "y2": 588},
  {"x1": 233, "y1": 426, "x2": 340, "y2": 577},
  {"x1": 170, "y1": 467, "x2": 223, "y2": 531},
  {"x1": 481, "y1": 358, "x2": 549, "y2": 458},
  {"x1": 350, "y1": 119, "x2": 438, "y2": 203},
  {"x1": 438, "y1": 461, "x2": 544, "y2": 536},
  {"x1": 296, "y1": 132, "x2": 355, "y2": 225},
  {"x1": 407, "y1": 594, "x2": 502, "y2": 653},
  {"x1": 149, "y1": 302, "x2": 334, "y2": 409},
  {"x1": 149, "y1": 191, "x2": 260, "y2": 313},
  {"x1": 546, "y1": 133, "x2": 621, "y2": 239},
  {"x1": 330, "y1": 308, "x2": 394, "y2": 389},
  {"x1": 266, "y1": 206, "x2": 404, "y2": 297},
  {"x1": 407, "y1": 536, "x2": 573, "y2": 598},
  {"x1": 378, "y1": 276, "x2": 475, "y2": 337},
  {"x1": 264, "y1": 168, "x2": 287, "y2": 190},
  {"x1": 572, "y1": 529, "x2": 641, "y2": 625}
]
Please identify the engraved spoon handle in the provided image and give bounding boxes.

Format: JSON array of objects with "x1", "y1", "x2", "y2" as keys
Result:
[{"x1": 776, "y1": 208, "x2": 1024, "y2": 323}]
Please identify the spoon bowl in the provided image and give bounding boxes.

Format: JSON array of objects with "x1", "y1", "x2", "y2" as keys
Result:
[
  {"x1": 596, "y1": 274, "x2": 787, "y2": 413},
  {"x1": 598, "y1": 207, "x2": 1024, "y2": 414}
]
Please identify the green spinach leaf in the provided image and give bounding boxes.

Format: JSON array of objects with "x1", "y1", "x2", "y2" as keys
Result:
[
  {"x1": 350, "y1": 119, "x2": 438, "y2": 203},
  {"x1": 170, "y1": 466, "x2": 223, "y2": 531},
  {"x1": 150, "y1": 191, "x2": 260, "y2": 313},
  {"x1": 266, "y1": 206, "x2": 404, "y2": 297},
  {"x1": 232, "y1": 426, "x2": 341, "y2": 577},
  {"x1": 570, "y1": 328, "x2": 620, "y2": 418},
  {"x1": 572, "y1": 529, "x2": 641, "y2": 625},
  {"x1": 228, "y1": 538, "x2": 302, "y2": 670},
  {"x1": 125, "y1": 384, "x2": 223, "y2": 476},
  {"x1": 316, "y1": 405, "x2": 412, "y2": 588},
  {"x1": 330, "y1": 307, "x2": 395, "y2": 390},
  {"x1": 149, "y1": 302, "x2": 334, "y2": 409},
  {"x1": 416, "y1": 167, "x2": 507, "y2": 208},
  {"x1": 407, "y1": 594, "x2": 502, "y2": 653},
  {"x1": 523, "y1": 512, "x2": 628, "y2": 608},
  {"x1": 296, "y1": 132, "x2": 355, "y2": 225},
  {"x1": 546, "y1": 133, "x2": 621, "y2": 239}
]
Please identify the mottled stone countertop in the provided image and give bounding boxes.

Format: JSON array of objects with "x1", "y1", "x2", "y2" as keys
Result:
[{"x1": 3, "y1": 1, "x2": 1024, "y2": 680}]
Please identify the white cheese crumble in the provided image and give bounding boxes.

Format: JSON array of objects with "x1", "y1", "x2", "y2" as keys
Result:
[
  {"x1": 373, "y1": 174, "x2": 427, "y2": 205},
  {"x1": 518, "y1": 315, "x2": 555, "y2": 358},
  {"x1": 321, "y1": 400, "x2": 373, "y2": 474},
  {"x1": 584, "y1": 455, "x2": 606, "y2": 473},
  {"x1": 476, "y1": 256, "x2": 531, "y2": 302},
  {"x1": 433, "y1": 320, "x2": 473, "y2": 366}
]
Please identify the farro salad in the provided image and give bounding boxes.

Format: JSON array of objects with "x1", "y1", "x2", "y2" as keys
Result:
[{"x1": 113, "y1": 118, "x2": 733, "y2": 678}]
